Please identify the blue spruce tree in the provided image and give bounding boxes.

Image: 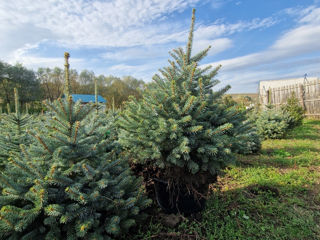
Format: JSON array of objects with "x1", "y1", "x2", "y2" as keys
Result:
[
  {"x1": 0, "y1": 88, "x2": 32, "y2": 169},
  {"x1": 118, "y1": 9, "x2": 258, "y2": 196},
  {"x1": 0, "y1": 53, "x2": 151, "y2": 239}
]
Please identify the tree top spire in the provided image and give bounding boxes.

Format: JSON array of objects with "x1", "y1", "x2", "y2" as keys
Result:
[
  {"x1": 64, "y1": 52, "x2": 71, "y2": 97},
  {"x1": 14, "y1": 87, "x2": 20, "y2": 116},
  {"x1": 186, "y1": 8, "x2": 196, "y2": 64}
]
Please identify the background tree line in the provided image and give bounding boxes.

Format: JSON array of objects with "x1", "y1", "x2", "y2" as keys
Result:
[{"x1": 0, "y1": 61, "x2": 145, "y2": 111}]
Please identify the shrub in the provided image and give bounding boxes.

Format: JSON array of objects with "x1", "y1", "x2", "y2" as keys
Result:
[
  {"x1": 256, "y1": 106, "x2": 292, "y2": 139},
  {"x1": 281, "y1": 92, "x2": 305, "y2": 129},
  {"x1": 0, "y1": 97, "x2": 151, "y2": 239}
]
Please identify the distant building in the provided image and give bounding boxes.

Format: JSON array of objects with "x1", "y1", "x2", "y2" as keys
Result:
[
  {"x1": 259, "y1": 77, "x2": 318, "y2": 95},
  {"x1": 69, "y1": 94, "x2": 106, "y2": 104},
  {"x1": 259, "y1": 77, "x2": 318, "y2": 106},
  {"x1": 63, "y1": 94, "x2": 107, "y2": 110}
]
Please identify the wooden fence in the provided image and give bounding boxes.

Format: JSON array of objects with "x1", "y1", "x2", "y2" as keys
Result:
[{"x1": 260, "y1": 78, "x2": 320, "y2": 117}]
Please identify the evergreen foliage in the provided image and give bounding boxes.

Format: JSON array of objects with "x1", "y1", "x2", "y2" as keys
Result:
[
  {"x1": 281, "y1": 92, "x2": 305, "y2": 129},
  {"x1": 222, "y1": 97, "x2": 261, "y2": 155},
  {"x1": 0, "y1": 96, "x2": 151, "y2": 239},
  {"x1": 229, "y1": 114, "x2": 261, "y2": 155},
  {"x1": 256, "y1": 106, "x2": 292, "y2": 139},
  {"x1": 0, "y1": 88, "x2": 32, "y2": 169},
  {"x1": 118, "y1": 9, "x2": 258, "y2": 186}
]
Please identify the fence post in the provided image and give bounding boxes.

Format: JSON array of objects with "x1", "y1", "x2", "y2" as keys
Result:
[
  {"x1": 299, "y1": 84, "x2": 306, "y2": 111},
  {"x1": 262, "y1": 89, "x2": 268, "y2": 107},
  {"x1": 267, "y1": 89, "x2": 271, "y2": 105}
]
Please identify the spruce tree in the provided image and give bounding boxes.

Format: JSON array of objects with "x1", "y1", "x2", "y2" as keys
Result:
[
  {"x1": 281, "y1": 92, "x2": 305, "y2": 129},
  {"x1": 0, "y1": 88, "x2": 32, "y2": 169},
  {"x1": 118, "y1": 9, "x2": 257, "y2": 190},
  {"x1": 0, "y1": 56, "x2": 151, "y2": 239},
  {"x1": 256, "y1": 106, "x2": 291, "y2": 139}
]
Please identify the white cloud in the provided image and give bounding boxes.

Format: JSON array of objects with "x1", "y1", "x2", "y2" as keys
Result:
[
  {"x1": 192, "y1": 17, "x2": 277, "y2": 41},
  {"x1": 206, "y1": 6, "x2": 320, "y2": 92},
  {"x1": 0, "y1": 24, "x2": 55, "y2": 56},
  {"x1": 101, "y1": 37, "x2": 233, "y2": 63},
  {"x1": 106, "y1": 61, "x2": 165, "y2": 80},
  {"x1": 12, "y1": 56, "x2": 84, "y2": 70},
  {"x1": 193, "y1": 38, "x2": 233, "y2": 56},
  {"x1": 283, "y1": 5, "x2": 317, "y2": 20},
  {"x1": 209, "y1": 0, "x2": 241, "y2": 9},
  {"x1": 101, "y1": 46, "x2": 170, "y2": 61},
  {"x1": 0, "y1": 0, "x2": 199, "y2": 50},
  {"x1": 191, "y1": 17, "x2": 276, "y2": 56},
  {"x1": 0, "y1": 0, "x2": 276, "y2": 58},
  {"x1": 100, "y1": 37, "x2": 233, "y2": 80},
  {"x1": 211, "y1": 0, "x2": 227, "y2": 9},
  {"x1": 272, "y1": 24, "x2": 320, "y2": 53},
  {"x1": 0, "y1": 0, "x2": 202, "y2": 66},
  {"x1": 298, "y1": 6, "x2": 320, "y2": 23},
  {"x1": 0, "y1": 0, "x2": 278, "y2": 83},
  {"x1": 218, "y1": 57, "x2": 320, "y2": 93},
  {"x1": 0, "y1": 0, "x2": 304, "y2": 93},
  {"x1": 99, "y1": 15, "x2": 275, "y2": 62},
  {"x1": 5, "y1": 42, "x2": 84, "y2": 70}
]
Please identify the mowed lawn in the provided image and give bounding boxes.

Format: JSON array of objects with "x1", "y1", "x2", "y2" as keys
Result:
[{"x1": 132, "y1": 119, "x2": 320, "y2": 240}]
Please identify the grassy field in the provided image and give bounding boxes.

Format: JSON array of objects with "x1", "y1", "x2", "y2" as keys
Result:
[{"x1": 131, "y1": 119, "x2": 320, "y2": 240}]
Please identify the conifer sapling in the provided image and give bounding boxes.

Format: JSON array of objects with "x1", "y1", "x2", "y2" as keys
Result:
[
  {"x1": 0, "y1": 53, "x2": 151, "y2": 239},
  {"x1": 0, "y1": 88, "x2": 32, "y2": 169},
  {"x1": 118, "y1": 9, "x2": 258, "y2": 198}
]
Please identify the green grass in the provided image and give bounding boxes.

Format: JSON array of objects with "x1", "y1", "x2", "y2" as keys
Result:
[{"x1": 130, "y1": 119, "x2": 320, "y2": 240}]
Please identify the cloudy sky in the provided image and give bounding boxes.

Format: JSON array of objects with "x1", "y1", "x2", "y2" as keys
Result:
[{"x1": 1, "y1": 0, "x2": 320, "y2": 93}]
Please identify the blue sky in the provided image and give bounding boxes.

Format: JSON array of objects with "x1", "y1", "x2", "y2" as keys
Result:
[{"x1": 1, "y1": 0, "x2": 320, "y2": 93}]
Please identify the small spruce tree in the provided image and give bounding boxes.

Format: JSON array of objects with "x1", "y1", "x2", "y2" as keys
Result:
[
  {"x1": 0, "y1": 55, "x2": 151, "y2": 239},
  {"x1": 0, "y1": 88, "x2": 32, "y2": 169},
  {"x1": 281, "y1": 92, "x2": 305, "y2": 129},
  {"x1": 256, "y1": 106, "x2": 291, "y2": 139},
  {"x1": 118, "y1": 9, "x2": 257, "y2": 192}
]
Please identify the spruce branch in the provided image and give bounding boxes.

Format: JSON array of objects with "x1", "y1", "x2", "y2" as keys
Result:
[
  {"x1": 20, "y1": 145, "x2": 44, "y2": 179},
  {"x1": 171, "y1": 80, "x2": 176, "y2": 98},
  {"x1": 190, "y1": 46, "x2": 211, "y2": 62},
  {"x1": 0, "y1": 175, "x2": 17, "y2": 190},
  {"x1": 188, "y1": 62, "x2": 197, "y2": 86},
  {"x1": 58, "y1": 98, "x2": 68, "y2": 116},
  {"x1": 68, "y1": 95, "x2": 73, "y2": 123},
  {"x1": 198, "y1": 77, "x2": 203, "y2": 99},
  {"x1": 52, "y1": 116, "x2": 69, "y2": 131},
  {"x1": 73, "y1": 121, "x2": 80, "y2": 144},
  {"x1": 182, "y1": 96, "x2": 195, "y2": 114},
  {"x1": 0, "y1": 214, "x2": 15, "y2": 229},
  {"x1": 28, "y1": 131, "x2": 52, "y2": 154}
]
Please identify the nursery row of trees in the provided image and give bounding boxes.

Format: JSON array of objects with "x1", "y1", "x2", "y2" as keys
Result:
[{"x1": 0, "y1": 61, "x2": 145, "y2": 110}]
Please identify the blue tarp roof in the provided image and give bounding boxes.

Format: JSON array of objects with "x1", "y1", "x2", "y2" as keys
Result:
[{"x1": 70, "y1": 94, "x2": 107, "y2": 103}]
